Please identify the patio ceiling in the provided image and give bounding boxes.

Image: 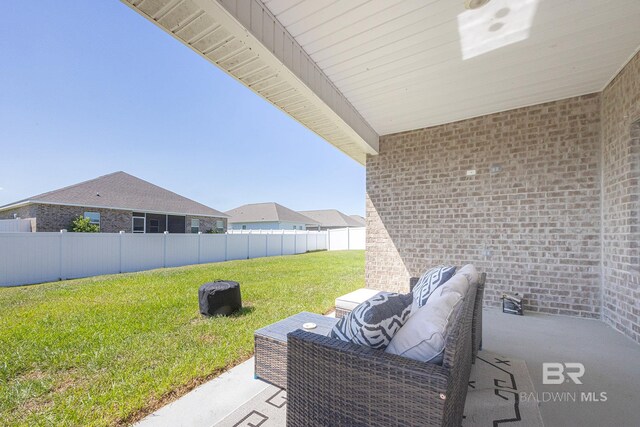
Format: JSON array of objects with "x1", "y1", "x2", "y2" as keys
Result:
[{"x1": 123, "y1": 0, "x2": 640, "y2": 164}]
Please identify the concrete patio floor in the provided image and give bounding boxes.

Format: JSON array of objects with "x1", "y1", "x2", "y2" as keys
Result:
[
  {"x1": 483, "y1": 309, "x2": 640, "y2": 427},
  {"x1": 136, "y1": 309, "x2": 640, "y2": 427},
  {"x1": 134, "y1": 357, "x2": 268, "y2": 427}
]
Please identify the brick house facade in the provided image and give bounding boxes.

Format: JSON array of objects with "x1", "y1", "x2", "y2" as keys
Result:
[
  {"x1": 0, "y1": 172, "x2": 228, "y2": 235},
  {"x1": 0, "y1": 203, "x2": 227, "y2": 234},
  {"x1": 367, "y1": 52, "x2": 639, "y2": 343}
]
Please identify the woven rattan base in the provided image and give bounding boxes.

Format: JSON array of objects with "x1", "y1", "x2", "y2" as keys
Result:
[{"x1": 254, "y1": 312, "x2": 338, "y2": 389}]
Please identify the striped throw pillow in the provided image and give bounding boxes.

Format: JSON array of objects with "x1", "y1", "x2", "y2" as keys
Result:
[
  {"x1": 412, "y1": 265, "x2": 456, "y2": 310},
  {"x1": 330, "y1": 292, "x2": 413, "y2": 350}
]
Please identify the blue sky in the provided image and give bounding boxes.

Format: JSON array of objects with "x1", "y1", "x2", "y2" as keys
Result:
[{"x1": 0, "y1": 1, "x2": 365, "y2": 215}]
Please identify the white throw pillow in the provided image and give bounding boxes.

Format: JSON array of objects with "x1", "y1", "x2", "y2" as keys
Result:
[
  {"x1": 430, "y1": 264, "x2": 479, "y2": 301},
  {"x1": 386, "y1": 291, "x2": 463, "y2": 364}
]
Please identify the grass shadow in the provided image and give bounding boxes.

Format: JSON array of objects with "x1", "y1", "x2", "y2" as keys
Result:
[{"x1": 230, "y1": 306, "x2": 255, "y2": 317}]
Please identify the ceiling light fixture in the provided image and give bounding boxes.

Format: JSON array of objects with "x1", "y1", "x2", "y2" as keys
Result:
[{"x1": 464, "y1": 0, "x2": 491, "y2": 10}]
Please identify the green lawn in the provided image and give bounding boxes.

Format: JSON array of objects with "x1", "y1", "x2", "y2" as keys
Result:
[{"x1": 0, "y1": 250, "x2": 364, "y2": 426}]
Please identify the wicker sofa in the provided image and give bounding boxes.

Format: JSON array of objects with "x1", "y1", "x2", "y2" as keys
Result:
[{"x1": 286, "y1": 272, "x2": 486, "y2": 427}]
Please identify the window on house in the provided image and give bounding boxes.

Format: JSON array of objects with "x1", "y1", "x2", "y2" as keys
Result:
[
  {"x1": 84, "y1": 212, "x2": 100, "y2": 229},
  {"x1": 191, "y1": 219, "x2": 200, "y2": 233},
  {"x1": 242, "y1": 225, "x2": 247, "y2": 230},
  {"x1": 216, "y1": 220, "x2": 224, "y2": 232},
  {"x1": 132, "y1": 216, "x2": 145, "y2": 233},
  {"x1": 149, "y1": 219, "x2": 159, "y2": 233}
]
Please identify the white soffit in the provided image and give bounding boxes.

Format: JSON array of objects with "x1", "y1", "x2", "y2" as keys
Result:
[
  {"x1": 262, "y1": 0, "x2": 640, "y2": 136},
  {"x1": 121, "y1": 0, "x2": 379, "y2": 165}
]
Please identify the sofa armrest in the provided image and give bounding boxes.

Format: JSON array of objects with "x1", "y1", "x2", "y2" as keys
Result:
[
  {"x1": 409, "y1": 276, "x2": 420, "y2": 291},
  {"x1": 472, "y1": 273, "x2": 486, "y2": 362},
  {"x1": 286, "y1": 330, "x2": 450, "y2": 427}
]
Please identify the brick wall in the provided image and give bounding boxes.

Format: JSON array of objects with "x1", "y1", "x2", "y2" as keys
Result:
[
  {"x1": 185, "y1": 215, "x2": 227, "y2": 233},
  {"x1": 0, "y1": 205, "x2": 38, "y2": 221},
  {"x1": 32, "y1": 204, "x2": 131, "y2": 233},
  {"x1": 601, "y1": 51, "x2": 640, "y2": 343},
  {"x1": 366, "y1": 94, "x2": 602, "y2": 318}
]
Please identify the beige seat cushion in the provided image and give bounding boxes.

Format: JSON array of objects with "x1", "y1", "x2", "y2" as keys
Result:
[{"x1": 335, "y1": 288, "x2": 386, "y2": 312}]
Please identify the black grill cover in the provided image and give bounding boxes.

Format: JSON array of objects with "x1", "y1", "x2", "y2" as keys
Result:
[{"x1": 198, "y1": 281, "x2": 241, "y2": 316}]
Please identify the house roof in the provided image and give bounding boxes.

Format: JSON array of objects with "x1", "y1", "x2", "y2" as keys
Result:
[
  {"x1": 0, "y1": 171, "x2": 228, "y2": 218},
  {"x1": 225, "y1": 203, "x2": 318, "y2": 225},
  {"x1": 299, "y1": 209, "x2": 364, "y2": 228},
  {"x1": 349, "y1": 215, "x2": 366, "y2": 227}
]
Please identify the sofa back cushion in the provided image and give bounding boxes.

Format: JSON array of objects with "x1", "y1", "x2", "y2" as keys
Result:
[
  {"x1": 441, "y1": 264, "x2": 478, "y2": 297},
  {"x1": 330, "y1": 292, "x2": 413, "y2": 350},
  {"x1": 386, "y1": 290, "x2": 463, "y2": 363},
  {"x1": 432, "y1": 264, "x2": 478, "y2": 302},
  {"x1": 411, "y1": 265, "x2": 456, "y2": 311}
]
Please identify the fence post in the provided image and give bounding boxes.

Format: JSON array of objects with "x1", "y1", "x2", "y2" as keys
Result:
[
  {"x1": 119, "y1": 231, "x2": 125, "y2": 273},
  {"x1": 280, "y1": 230, "x2": 284, "y2": 255},
  {"x1": 327, "y1": 229, "x2": 331, "y2": 251},
  {"x1": 59, "y1": 229, "x2": 66, "y2": 281},
  {"x1": 163, "y1": 231, "x2": 168, "y2": 268},
  {"x1": 347, "y1": 227, "x2": 351, "y2": 250},
  {"x1": 198, "y1": 232, "x2": 202, "y2": 264},
  {"x1": 247, "y1": 230, "x2": 251, "y2": 259},
  {"x1": 306, "y1": 231, "x2": 309, "y2": 253},
  {"x1": 293, "y1": 230, "x2": 297, "y2": 254},
  {"x1": 224, "y1": 232, "x2": 228, "y2": 261}
]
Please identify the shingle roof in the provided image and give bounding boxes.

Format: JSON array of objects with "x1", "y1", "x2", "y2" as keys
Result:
[
  {"x1": 349, "y1": 215, "x2": 366, "y2": 226},
  {"x1": 299, "y1": 209, "x2": 364, "y2": 228},
  {"x1": 226, "y1": 203, "x2": 318, "y2": 224},
  {"x1": 0, "y1": 171, "x2": 228, "y2": 217}
]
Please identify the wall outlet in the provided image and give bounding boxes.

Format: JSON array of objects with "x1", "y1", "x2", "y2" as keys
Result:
[{"x1": 466, "y1": 169, "x2": 477, "y2": 176}]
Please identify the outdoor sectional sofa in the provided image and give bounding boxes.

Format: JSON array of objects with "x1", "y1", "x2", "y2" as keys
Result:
[{"x1": 286, "y1": 271, "x2": 486, "y2": 427}]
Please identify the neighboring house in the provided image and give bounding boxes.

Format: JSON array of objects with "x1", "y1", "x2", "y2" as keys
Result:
[
  {"x1": 300, "y1": 209, "x2": 364, "y2": 231},
  {"x1": 0, "y1": 171, "x2": 228, "y2": 233},
  {"x1": 349, "y1": 215, "x2": 366, "y2": 227},
  {"x1": 226, "y1": 202, "x2": 318, "y2": 230}
]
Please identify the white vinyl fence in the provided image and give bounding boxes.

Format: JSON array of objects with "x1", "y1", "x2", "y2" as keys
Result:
[
  {"x1": 0, "y1": 230, "x2": 327, "y2": 287},
  {"x1": 228, "y1": 227, "x2": 365, "y2": 251},
  {"x1": 327, "y1": 227, "x2": 365, "y2": 250},
  {"x1": 0, "y1": 227, "x2": 366, "y2": 287},
  {"x1": 0, "y1": 219, "x2": 33, "y2": 232}
]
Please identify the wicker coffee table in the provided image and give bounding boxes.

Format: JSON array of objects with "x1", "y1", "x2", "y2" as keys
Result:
[{"x1": 254, "y1": 311, "x2": 338, "y2": 389}]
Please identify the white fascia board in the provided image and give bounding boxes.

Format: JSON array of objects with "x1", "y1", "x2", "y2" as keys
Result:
[
  {"x1": 213, "y1": 0, "x2": 379, "y2": 155},
  {"x1": 121, "y1": 0, "x2": 378, "y2": 164},
  {"x1": 0, "y1": 201, "x2": 32, "y2": 212}
]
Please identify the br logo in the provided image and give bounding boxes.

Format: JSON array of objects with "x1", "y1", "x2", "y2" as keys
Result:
[{"x1": 543, "y1": 363, "x2": 585, "y2": 385}]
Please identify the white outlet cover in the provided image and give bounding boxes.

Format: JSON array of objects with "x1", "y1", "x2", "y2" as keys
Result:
[{"x1": 466, "y1": 170, "x2": 477, "y2": 176}]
